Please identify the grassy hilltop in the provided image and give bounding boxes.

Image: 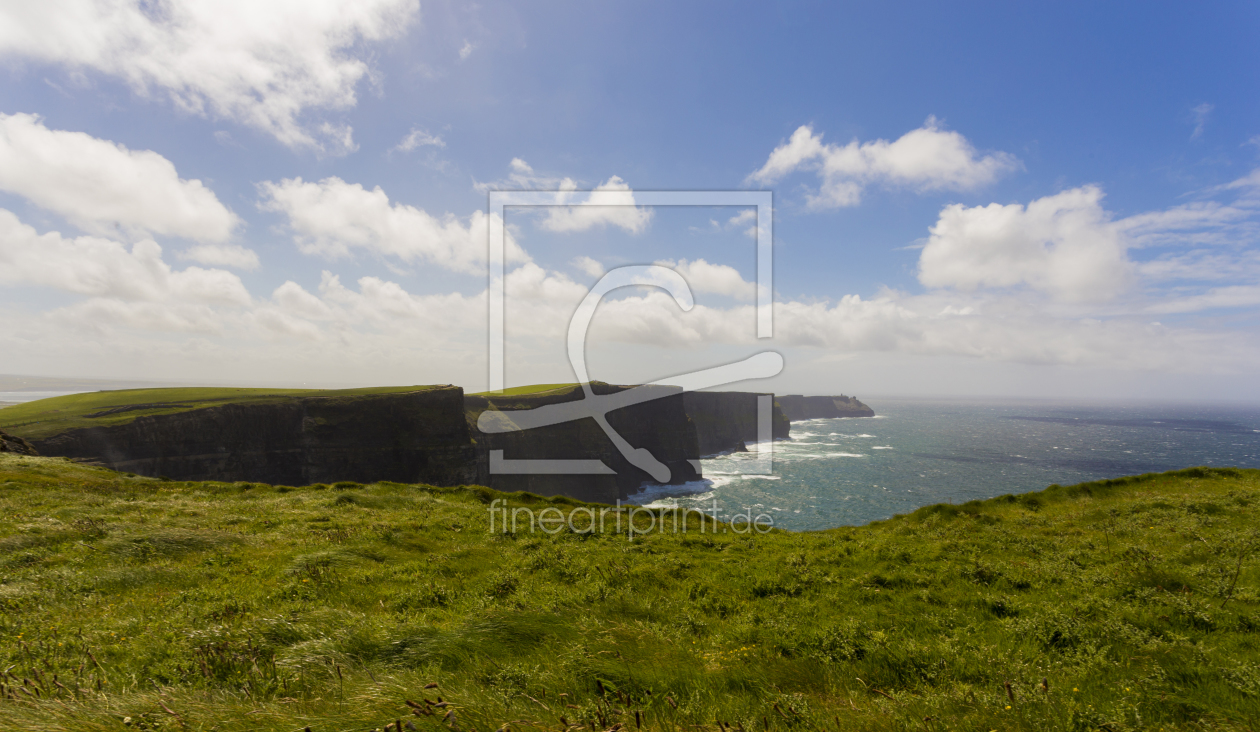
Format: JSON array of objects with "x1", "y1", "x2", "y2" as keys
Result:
[
  {"x1": 0, "y1": 456, "x2": 1258, "y2": 731},
  {"x1": 0, "y1": 386, "x2": 445, "y2": 441}
]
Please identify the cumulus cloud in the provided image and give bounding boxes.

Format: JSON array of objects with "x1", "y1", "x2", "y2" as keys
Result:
[
  {"x1": 480, "y1": 159, "x2": 653, "y2": 234},
  {"x1": 917, "y1": 186, "x2": 1132, "y2": 302},
  {"x1": 459, "y1": 40, "x2": 474, "y2": 60},
  {"x1": 540, "y1": 176, "x2": 652, "y2": 234},
  {"x1": 180, "y1": 243, "x2": 260, "y2": 270},
  {"x1": 0, "y1": 208, "x2": 250, "y2": 308},
  {"x1": 914, "y1": 169, "x2": 1260, "y2": 308},
  {"x1": 572, "y1": 256, "x2": 605, "y2": 277},
  {"x1": 257, "y1": 176, "x2": 529, "y2": 275},
  {"x1": 0, "y1": 113, "x2": 238, "y2": 240},
  {"x1": 0, "y1": 0, "x2": 418, "y2": 151},
  {"x1": 748, "y1": 118, "x2": 1018, "y2": 207},
  {"x1": 657, "y1": 258, "x2": 755, "y2": 300}
]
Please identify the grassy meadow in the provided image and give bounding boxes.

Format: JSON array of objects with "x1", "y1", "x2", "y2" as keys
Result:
[{"x1": 0, "y1": 454, "x2": 1258, "y2": 731}]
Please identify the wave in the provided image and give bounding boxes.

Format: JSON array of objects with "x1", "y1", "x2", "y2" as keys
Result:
[
  {"x1": 872, "y1": 446, "x2": 894, "y2": 450},
  {"x1": 625, "y1": 479, "x2": 715, "y2": 505}
]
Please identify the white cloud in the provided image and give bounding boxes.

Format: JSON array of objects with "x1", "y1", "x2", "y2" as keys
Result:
[
  {"x1": 459, "y1": 40, "x2": 474, "y2": 60},
  {"x1": 1147, "y1": 285, "x2": 1260, "y2": 315},
  {"x1": 50, "y1": 298, "x2": 230, "y2": 335},
  {"x1": 1138, "y1": 249, "x2": 1260, "y2": 282},
  {"x1": 657, "y1": 258, "x2": 755, "y2": 300},
  {"x1": 0, "y1": 113, "x2": 238, "y2": 241},
  {"x1": 917, "y1": 186, "x2": 1132, "y2": 302},
  {"x1": 0, "y1": 0, "x2": 418, "y2": 152},
  {"x1": 271, "y1": 280, "x2": 333, "y2": 320},
  {"x1": 572, "y1": 256, "x2": 605, "y2": 277},
  {"x1": 748, "y1": 118, "x2": 1019, "y2": 207},
  {"x1": 0, "y1": 208, "x2": 250, "y2": 306},
  {"x1": 913, "y1": 169, "x2": 1260, "y2": 307},
  {"x1": 1191, "y1": 103, "x2": 1213, "y2": 140},
  {"x1": 257, "y1": 176, "x2": 529, "y2": 274},
  {"x1": 180, "y1": 243, "x2": 260, "y2": 270},
  {"x1": 479, "y1": 160, "x2": 652, "y2": 234},
  {"x1": 539, "y1": 176, "x2": 652, "y2": 234},
  {"x1": 394, "y1": 128, "x2": 446, "y2": 153}
]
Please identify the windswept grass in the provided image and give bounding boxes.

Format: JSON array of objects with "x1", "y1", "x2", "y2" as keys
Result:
[
  {"x1": 0, "y1": 385, "x2": 447, "y2": 440},
  {"x1": 0, "y1": 455, "x2": 1257, "y2": 731}
]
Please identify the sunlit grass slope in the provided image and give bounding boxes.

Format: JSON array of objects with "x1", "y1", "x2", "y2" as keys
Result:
[
  {"x1": 0, "y1": 385, "x2": 445, "y2": 440},
  {"x1": 0, "y1": 455, "x2": 1258, "y2": 731}
]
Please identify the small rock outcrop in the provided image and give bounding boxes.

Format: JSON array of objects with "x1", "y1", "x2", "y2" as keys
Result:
[{"x1": 0, "y1": 428, "x2": 39, "y2": 456}]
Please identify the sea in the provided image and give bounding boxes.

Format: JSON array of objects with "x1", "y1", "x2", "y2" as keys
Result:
[
  {"x1": 629, "y1": 398, "x2": 1260, "y2": 531},
  {"x1": 0, "y1": 391, "x2": 79, "y2": 403}
]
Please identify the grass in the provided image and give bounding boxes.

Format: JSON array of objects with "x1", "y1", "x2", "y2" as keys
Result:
[
  {"x1": 0, "y1": 456, "x2": 1258, "y2": 731},
  {"x1": 467, "y1": 384, "x2": 581, "y2": 397},
  {"x1": 0, "y1": 385, "x2": 446, "y2": 440}
]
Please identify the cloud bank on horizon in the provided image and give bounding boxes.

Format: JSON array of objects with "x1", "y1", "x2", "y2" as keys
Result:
[{"x1": 0, "y1": 1, "x2": 1257, "y2": 399}]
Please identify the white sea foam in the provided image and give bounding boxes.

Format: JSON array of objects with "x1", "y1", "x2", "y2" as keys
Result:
[
  {"x1": 872, "y1": 446, "x2": 894, "y2": 450},
  {"x1": 625, "y1": 479, "x2": 714, "y2": 505}
]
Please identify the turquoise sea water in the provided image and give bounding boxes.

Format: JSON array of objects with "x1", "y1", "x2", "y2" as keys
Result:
[{"x1": 630, "y1": 398, "x2": 1260, "y2": 531}]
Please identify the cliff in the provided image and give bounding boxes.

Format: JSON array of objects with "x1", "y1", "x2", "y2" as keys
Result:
[
  {"x1": 777, "y1": 394, "x2": 875, "y2": 420},
  {"x1": 466, "y1": 383, "x2": 701, "y2": 504},
  {"x1": 0, "y1": 428, "x2": 38, "y2": 456},
  {"x1": 681, "y1": 391, "x2": 791, "y2": 456},
  {"x1": 14, "y1": 387, "x2": 476, "y2": 486}
]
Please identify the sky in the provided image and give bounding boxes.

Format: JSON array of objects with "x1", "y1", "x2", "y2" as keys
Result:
[{"x1": 0, "y1": 1, "x2": 1258, "y2": 400}]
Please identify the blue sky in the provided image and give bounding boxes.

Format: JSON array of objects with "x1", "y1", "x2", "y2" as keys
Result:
[{"x1": 1, "y1": 1, "x2": 1258, "y2": 399}]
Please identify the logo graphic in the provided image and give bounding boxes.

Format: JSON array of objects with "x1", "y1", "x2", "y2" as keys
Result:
[{"x1": 484, "y1": 191, "x2": 779, "y2": 478}]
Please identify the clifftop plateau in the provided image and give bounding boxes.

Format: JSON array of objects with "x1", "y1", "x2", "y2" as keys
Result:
[{"x1": 777, "y1": 394, "x2": 875, "y2": 420}]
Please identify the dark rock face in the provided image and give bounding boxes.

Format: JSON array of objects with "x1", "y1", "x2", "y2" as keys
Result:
[
  {"x1": 777, "y1": 395, "x2": 875, "y2": 421},
  {"x1": 467, "y1": 384, "x2": 702, "y2": 504},
  {"x1": 0, "y1": 428, "x2": 39, "y2": 456},
  {"x1": 682, "y1": 392, "x2": 791, "y2": 456},
  {"x1": 31, "y1": 388, "x2": 477, "y2": 486}
]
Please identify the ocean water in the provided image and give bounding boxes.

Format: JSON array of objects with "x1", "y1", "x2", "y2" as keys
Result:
[
  {"x1": 629, "y1": 398, "x2": 1260, "y2": 531},
  {"x1": 0, "y1": 391, "x2": 78, "y2": 403}
]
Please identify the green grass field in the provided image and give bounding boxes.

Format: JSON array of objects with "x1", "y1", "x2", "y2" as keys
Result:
[
  {"x1": 0, "y1": 455, "x2": 1257, "y2": 731},
  {"x1": 466, "y1": 384, "x2": 580, "y2": 398},
  {"x1": 0, "y1": 386, "x2": 446, "y2": 440}
]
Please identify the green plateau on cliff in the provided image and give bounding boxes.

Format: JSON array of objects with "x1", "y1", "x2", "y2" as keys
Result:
[
  {"x1": 0, "y1": 455, "x2": 1258, "y2": 731},
  {"x1": 0, "y1": 386, "x2": 447, "y2": 441}
]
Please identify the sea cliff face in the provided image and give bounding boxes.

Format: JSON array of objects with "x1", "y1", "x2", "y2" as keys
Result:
[
  {"x1": 12, "y1": 384, "x2": 871, "y2": 502},
  {"x1": 466, "y1": 383, "x2": 702, "y2": 504},
  {"x1": 681, "y1": 391, "x2": 791, "y2": 456},
  {"x1": 30, "y1": 388, "x2": 477, "y2": 486},
  {"x1": 777, "y1": 394, "x2": 875, "y2": 420}
]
